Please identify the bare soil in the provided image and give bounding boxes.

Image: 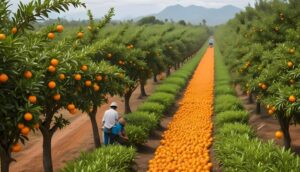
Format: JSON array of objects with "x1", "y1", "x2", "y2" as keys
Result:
[
  {"x1": 10, "y1": 78, "x2": 162, "y2": 172},
  {"x1": 235, "y1": 85, "x2": 300, "y2": 154}
]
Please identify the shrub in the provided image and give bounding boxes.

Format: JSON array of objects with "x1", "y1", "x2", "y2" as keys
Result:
[
  {"x1": 215, "y1": 85, "x2": 235, "y2": 95},
  {"x1": 147, "y1": 92, "x2": 176, "y2": 107},
  {"x1": 214, "y1": 135, "x2": 300, "y2": 172},
  {"x1": 215, "y1": 94, "x2": 243, "y2": 113},
  {"x1": 125, "y1": 111, "x2": 159, "y2": 133},
  {"x1": 137, "y1": 102, "x2": 165, "y2": 118},
  {"x1": 216, "y1": 123, "x2": 255, "y2": 138},
  {"x1": 125, "y1": 124, "x2": 148, "y2": 145},
  {"x1": 215, "y1": 110, "x2": 249, "y2": 127},
  {"x1": 163, "y1": 77, "x2": 186, "y2": 87},
  {"x1": 61, "y1": 145, "x2": 136, "y2": 172},
  {"x1": 155, "y1": 84, "x2": 181, "y2": 95}
]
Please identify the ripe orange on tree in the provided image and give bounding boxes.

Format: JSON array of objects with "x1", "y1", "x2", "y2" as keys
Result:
[
  {"x1": 20, "y1": 127, "x2": 30, "y2": 135},
  {"x1": 24, "y1": 70, "x2": 32, "y2": 79},
  {"x1": 287, "y1": 61, "x2": 293, "y2": 68},
  {"x1": 261, "y1": 83, "x2": 267, "y2": 90},
  {"x1": 11, "y1": 143, "x2": 22, "y2": 153},
  {"x1": 48, "y1": 81, "x2": 56, "y2": 89},
  {"x1": 34, "y1": 123, "x2": 40, "y2": 129},
  {"x1": 77, "y1": 32, "x2": 84, "y2": 39},
  {"x1": 59, "y1": 74, "x2": 65, "y2": 80},
  {"x1": 289, "y1": 48, "x2": 295, "y2": 54},
  {"x1": 53, "y1": 93, "x2": 61, "y2": 101},
  {"x1": 107, "y1": 53, "x2": 112, "y2": 59},
  {"x1": 81, "y1": 65, "x2": 88, "y2": 71},
  {"x1": 289, "y1": 95, "x2": 296, "y2": 103},
  {"x1": 24, "y1": 112, "x2": 33, "y2": 121},
  {"x1": 275, "y1": 131, "x2": 283, "y2": 139},
  {"x1": 28, "y1": 95, "x2": 37, "y2": 104},
  {"x1": 96, "y1": 75, "x2": 102, "y2": 81},
  {"x1": 85, "y1": 80, "x2": 92, "y2": 87},
  {"x1": 48, "y1": 32, "x2": 55, "y2": 39},
  {"x1": 93, "y1": 83, "x2": 100, "y2": 91},
  {"x1": 74, "y1": 74, "x2": 82, "y2": 81},
  {"x1": 0, "y1": 33, "x2": 6, "y2": 40},
  {"x1": 67, "y1": 103, "x2": 76, "y2": 111},
  {"x1": 50, "y1": 58, "x2": 59, "y2": 66},
  {"x1": 56, "y1": 25, "x2": 64, "y2": 33},
  {"x1": 48, "y1": 65, "x2": 56, "y2": 73},
  {"x1": 17, "y1": 123, "x2": 25, "y2": 130},
  {"x1": 11, "y1": 27, "x2": 17, "y2": 34},
  {"x1": 0, "y1": 73, "x2": 8, "y2": 83}
]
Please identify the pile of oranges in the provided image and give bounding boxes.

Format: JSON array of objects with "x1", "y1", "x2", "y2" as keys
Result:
[{"x1": 148, "y1": 48, "x2": 214, "y2": 172}]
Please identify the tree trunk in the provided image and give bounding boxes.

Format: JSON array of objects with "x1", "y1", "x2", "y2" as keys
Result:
[
  {"x1": 256, "y1": 102, "x2": 261, "y2": 114},
  {"x1": 124, "y1": 91, "x2": 133, "y2": 114},
  {"x1": 153, "y1": 74, "x2": 158, "y2": 82},
  {"x1": 166, "y1": 68, "x2": 171, "y2": 76},
  {"x1": 278, "y1": 113, "x2": 291, "y2": 149},
  {"x1": 248, "y1": 93, "x2": 253, "y2": 103},
  {"x1": 89, "y1": 105, "x2": 101, "y2": 148},
  {"x1": 139, "y1": 80, "x2": 147, "y2": 98},
  {"x1": 41, "y1": 129, "x2": 53, "y2": 172},
  {"x1": 0, "y1": 148, "x2": 10, "y2": 172}
]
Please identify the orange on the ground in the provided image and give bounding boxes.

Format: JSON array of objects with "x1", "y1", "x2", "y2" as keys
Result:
[{"x1": 148, "y1": 48, "x2": 214, "y2": 172}]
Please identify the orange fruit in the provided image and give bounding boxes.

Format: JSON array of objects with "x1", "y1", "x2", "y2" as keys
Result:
[
  {"x1": 0, "y1": 73, "x2": 8, "y2": 83},
  {"x1": 107, "y1": 53, "x2": 112, "y2": 59},
  {"x1": 96, "y1": 75, "x2": 102, "y2": 81},
  {"x1": 85, "y1": 80, "x2": 92, "y2": 87},
  {"x1": 48, "y1": 81, "x2": 56, "y2": 89},
  {"x1": 289, "y1": 95, "x2": 296, "y2": 103},
  {"x1": 28, "y1": 95, "x2": 37, "y2": 104},
  {"x1": 59, "y1": 74, "x2": 65, "y2": 80},
  {"x1": 81, "y1": 65, "x2": 88, "y2": 71},
  {"x1": 69, "y1": 109, "x2": 77, "y2": 114},
  {"x1": 74, "y1": 74, "x2": 82, "y2": 81},
  {"x1": 17, "y1": 123, "x2": 25, "y2": 129},
  {"x1": 289, "y1": 48, "x2": 295, "y2": 54},
  {"x1": 287, "y1": 61, "x2": 293, "y2": 68},
  {"x1": 67, "y1": 103, "x2": 76, "y2": 111},
  {"x1": 24, "y1": 112, "x2": 33, "y2": 121},
  {"x1": 48, "y1": 65, "x2": 56, "y2": 73},
  {"x1": 34, "y1": 123, "x2": 40, "y2": 129},
  {"x1": 118, "y1": 60, "x2": 124, "y2": 65},
  {"x1": 56, "y1": 25, "x2": 64, "y2": 33},
  {"x1": 0, "y1": 33, "x2": 6, "y2": 40},
  {"x1": 93, "y1": 83, "x2": 100, "y2": 91},
  {"x1": 268, "y1": 109, "x2": 274, "y2": 115},
  {"x1": 11, "y1": 143, "x2": 22, "y2": 153},
  {"x1": 77, "y1": 32, "x2": 84, "y2": 39},
  {"x1": 275, "y1": 131, "x2": 283, "y2": 139},
  {"x1": 11, "y1": 27, "x2": 17, "y2": 34},
  {"x1": 21, "y1": 127, "x2": 30, "y2": 135},
  {"x1": 53, "y1": 93, "x2": 61, "y2": 101},
  {"x1": 24, "y1": 70, "x2": 32, "y2": 79},
  {"x1": 48, "y1": 32, "x2": 55, "y2": 39},
  {"x1": 261, "y1": 84, "x2": 267, "y2": 90},
  {"x1": 50, "y1": 58, "x2": 59, "y2": 66}
]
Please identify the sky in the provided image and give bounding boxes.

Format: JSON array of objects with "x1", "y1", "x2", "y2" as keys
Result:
[{"x1": 9, "y1": 0, "x2": 256, "y2": 20}]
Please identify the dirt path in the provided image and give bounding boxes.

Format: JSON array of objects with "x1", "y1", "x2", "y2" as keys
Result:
[
  {"x1": 10, "y1": 78, "x2": 162, "y2": 172},
  {"x1": 235, "y1": 85, "x2": 300, "y2": 154}
]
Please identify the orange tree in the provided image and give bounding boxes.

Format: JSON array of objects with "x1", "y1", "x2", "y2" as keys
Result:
[
  {"x1": 0, "y1": 0, "x2": 85, "y2": 172},
  {"x1": 215, "y1": 0, "x2": 300, "y2": 148}
]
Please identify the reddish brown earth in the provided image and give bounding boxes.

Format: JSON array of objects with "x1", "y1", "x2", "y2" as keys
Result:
[
  {"x1": 235, "y1": 85, "x2": 300, "y2": 153},
  {"x1": 10, "y1": 78, "x2": 163, "y2": 172}
]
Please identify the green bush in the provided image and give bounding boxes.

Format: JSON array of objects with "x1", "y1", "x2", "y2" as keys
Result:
[
  {"x1": 61, "y1": 145, "x2": 136, "y2": 172},
  {"x1": 171, "y1": 71, "x2": 190, "y2": 79},
  {"x1": 125, "y1": 124, "x2": 148, "y2": 145},
  {"x1": 215, "y1": 110, "x2": 249, "y2": 127},
  {"x1": 214, "y1": 135, "x2": 300, "y2": 172},
  {"x1": 215, "y1": 85, "x2": 235, "y2": 95},
  {"x1": 163, "y1": 77, "x2": 186, "y2": 87},
  {"x1": 216, "y1": 123, "x2": 255, "y2": 138},
  {"x1": 147, "y1": 92, "x2": 176, "y2": 107},
  {"x1": 137, "y1": 102, "x2": 165, "y2": 118},
  {"x1": 155, "y1": 84, "x2": 181, "y2": 95},
  {"x1": 125, "y1": 111, "x2": 159, "y2": 133},
  {"x1": 215, "y1": 94, "x2": 243, "y2": 113}
]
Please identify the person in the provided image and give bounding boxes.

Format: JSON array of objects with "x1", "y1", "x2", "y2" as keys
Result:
[
  {"x1": 209, "y1": 37, "x2": 214, "y2": 48},
  {"x1": 102, "y1": 102, "x2": 119, "y2": 145},
  {"x1": 111, "y1": 118, "x2": 129, "y2": 145}
]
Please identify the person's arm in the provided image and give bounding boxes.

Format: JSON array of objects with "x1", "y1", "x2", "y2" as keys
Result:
[{"x1": 118, "y1": 132, "x2": 128, "y2": 140}]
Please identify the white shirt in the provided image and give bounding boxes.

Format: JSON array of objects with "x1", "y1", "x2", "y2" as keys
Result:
[{"x1": 102, "y1": 108, "x2": 118, "y2": 129}]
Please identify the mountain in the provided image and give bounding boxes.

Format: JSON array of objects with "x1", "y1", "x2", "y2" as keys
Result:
[{"x1": 154, "y1": 5, "x2": 241, "y2": 26}]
